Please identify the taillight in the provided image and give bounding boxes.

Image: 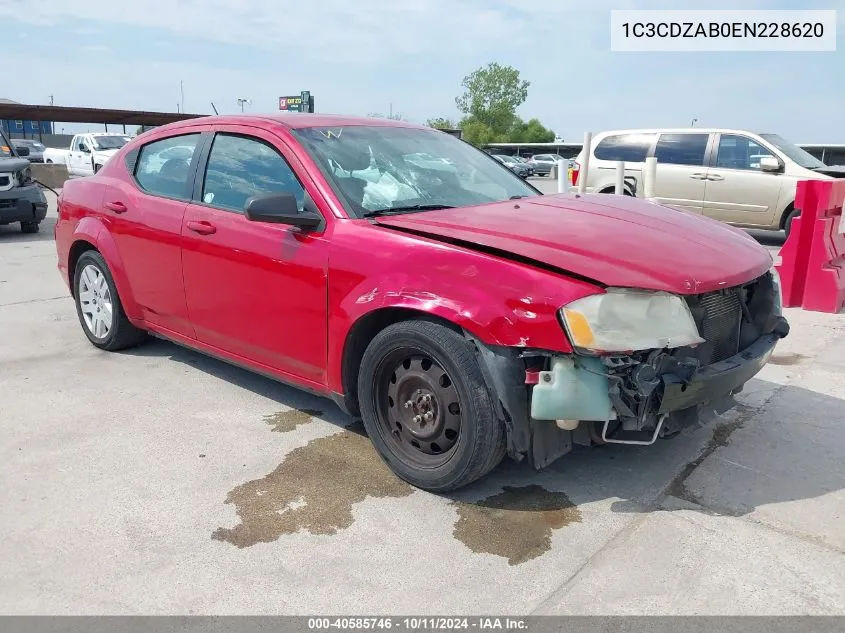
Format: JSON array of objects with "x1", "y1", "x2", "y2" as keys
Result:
[{"x1": 569, "y1": 162, "x2": 580, "y2": 186}]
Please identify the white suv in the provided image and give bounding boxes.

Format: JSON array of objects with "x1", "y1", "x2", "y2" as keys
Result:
[{"x1": 572, "y1": 128, "x2": 843, "y2": 235}]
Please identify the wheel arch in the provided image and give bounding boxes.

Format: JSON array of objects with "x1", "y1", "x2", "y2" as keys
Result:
[
  {"x1": 340, "y1": 307, "x2": 464, "y2": 416},
  {"x1": 67, "y1": 220, "x2": 142, "y2": 320}
]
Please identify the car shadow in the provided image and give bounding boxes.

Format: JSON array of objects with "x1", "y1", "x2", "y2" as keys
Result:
[
  {"x1": 0, "y1": 213, "x2": 57, "y2": 244},
  {"x1": 121, "y1": 336, "x2": 843, "y2": 522}
]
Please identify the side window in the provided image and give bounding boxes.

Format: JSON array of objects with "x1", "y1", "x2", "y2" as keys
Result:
[
  {"x1": 594, "y1": 134, "x2": 654, "y2": 162},
  {"x1": 826, "y1": 149, "x2": 845, "y2": 166},
  {"x1": 201, "y1": 134, "x2": 305, "y2": 213},
  {"x1": 654, "y1": 133, "x2": 709, "y2": 166},
  {"x1": 71, "y1": 137, "x2": 80, "y2": 151},
  {"x1": 134, "y1": 133, "x2": 200, "y2": 200},
  {"x1": 715, "y1": 135, "x2": 775, "y2": 171}
]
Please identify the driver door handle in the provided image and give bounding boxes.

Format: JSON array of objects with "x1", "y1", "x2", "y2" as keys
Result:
[
  {"x1": 707, "y1": 174, "x2": 724, "y2": 181},
  {"x1": 186, "y1": 220, "x2": 217, "y2": 235},
  {"x1": 689, "y1": 173, "x2": 707, "y2": 180}
]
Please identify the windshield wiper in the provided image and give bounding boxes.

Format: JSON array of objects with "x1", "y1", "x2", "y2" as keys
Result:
[{"x1": 362, "y1": 204, "x2": 454, "y2": 218}]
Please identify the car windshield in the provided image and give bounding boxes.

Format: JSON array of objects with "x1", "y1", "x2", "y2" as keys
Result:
[
  {"x1": 760, "y1": 134, "x2": 826, "y2": 169},
  {"x1": 499, "y1": 155, "x2": 519, "y2": 164},
  {"x1": 92, "y1": 135, "x2": 131, "y2": 150},
  {"x1": 292, "y1": 125, "x2": 538, "y2": 217}
]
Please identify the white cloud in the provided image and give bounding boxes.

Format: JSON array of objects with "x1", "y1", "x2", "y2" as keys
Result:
[{"x1": 0, "y1": 0, "x2": 610, "y2": 62}]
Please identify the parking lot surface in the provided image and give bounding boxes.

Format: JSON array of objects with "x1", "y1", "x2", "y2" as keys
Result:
[{"x1": 2, "y1": 193, "x2": 844, "y2": 615}]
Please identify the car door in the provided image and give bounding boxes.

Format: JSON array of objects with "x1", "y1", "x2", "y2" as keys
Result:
[
  {"x1": 106, "y1": 131, "x2": 206, "y2": 338},
  {"x1": 702, "y1": 133, "x2": 784, "y2": 227},
  {"x1": 649, "y1": 132, "x2": 711, "y2": 213},
  {"x1": 67, "y1": 136, "x2": 83, "y2": 175},
  {"x1": 75, "y1": 136, "x2": 96, "y2": 176},
  {"x1": 180, "y1": 126, "x2": 330, "y2": 386}
]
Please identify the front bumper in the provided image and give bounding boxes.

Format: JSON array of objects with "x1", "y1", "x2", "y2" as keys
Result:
[
  {"x1": 659, "y1": 333, "x2": 778, "y2": 414},
  {"x1": 0, "y1": 184, "x2": 48, "y2": 225}
]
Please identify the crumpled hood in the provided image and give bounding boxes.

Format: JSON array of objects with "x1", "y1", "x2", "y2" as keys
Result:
[
  {"x1": 0, "y1": 157, "x2": 31, "y2": 172},
  {"x1": 375, "y1": 193, "x2": 773, "y2": 294}
]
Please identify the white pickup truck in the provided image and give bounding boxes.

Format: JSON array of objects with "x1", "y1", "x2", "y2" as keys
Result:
[{"x1": 42, "y1": 133, "x2": 132, "y2": 176}]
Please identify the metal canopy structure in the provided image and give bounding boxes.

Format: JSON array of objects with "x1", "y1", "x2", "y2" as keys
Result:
[{"x1": 0, "y1": 101, "x2": 206, "y2": 138}]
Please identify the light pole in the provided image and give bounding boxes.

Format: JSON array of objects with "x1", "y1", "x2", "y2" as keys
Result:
[
  {"x1": 690, "y1": 118, "x2": 698, "y2": 127},
  {"x1": 237, "y1": 98, "x2": 251, "y2": 113}
]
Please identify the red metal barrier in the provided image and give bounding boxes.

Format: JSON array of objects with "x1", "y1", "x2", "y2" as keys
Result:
[{"x1": 776, "y1": 179, "x2": 845, "y2": 313}]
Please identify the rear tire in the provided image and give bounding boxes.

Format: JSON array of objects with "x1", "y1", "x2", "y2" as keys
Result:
[
  {"x1": 358, "y1": 320, "x2": 506, "y2": 492},
  {"x1": 73, "y1": 250, "x2": 146, "y2": 351},
  {"x1": 20, "y1": 221, "x2": 39, "y2": 234}
]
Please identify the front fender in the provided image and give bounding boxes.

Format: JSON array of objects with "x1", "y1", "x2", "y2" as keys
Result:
[{"x1": 71, "y1": 217, "x2": 142, "y2": 320}]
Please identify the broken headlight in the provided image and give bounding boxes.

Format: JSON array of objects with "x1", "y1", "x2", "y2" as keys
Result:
[{"x1": 560, "y1": 288, "x2": 704, "y2": 353}]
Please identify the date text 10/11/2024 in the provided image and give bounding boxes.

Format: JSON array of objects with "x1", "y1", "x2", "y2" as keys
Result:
[{"x1": 308, "y1": 618, "x2": 528, "y2": 631}]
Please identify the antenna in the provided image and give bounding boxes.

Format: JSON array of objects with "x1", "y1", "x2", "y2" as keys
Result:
[{"x1": 211, "y1": 102, "x2": 219, "y2": 115}]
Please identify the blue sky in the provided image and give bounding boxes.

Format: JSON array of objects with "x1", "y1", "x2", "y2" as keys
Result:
[{"x1": 2, "y1": 0, "x2": 843, "y2": 142}]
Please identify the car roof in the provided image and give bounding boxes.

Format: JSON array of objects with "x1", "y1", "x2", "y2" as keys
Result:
[
  {"x1": 594, "y1": 128, "x2": 766, "y2": 136},
  {"x1": 156, "y1": 113, "x2": 429, "y2": 134}
]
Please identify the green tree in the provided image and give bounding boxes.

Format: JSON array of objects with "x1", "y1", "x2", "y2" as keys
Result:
[
  {"x1": 458, "y1": 116, "x2": 513, "y2": 148},
  {"x1": 455, "y1": 62, "x2": 529, "y2": 135},
  {"x1": 426, "y1": 117, "x2": 458, "y2": 130},
  {"x1": 508, "y1": 117, "x2": 556, "y2": 143}
]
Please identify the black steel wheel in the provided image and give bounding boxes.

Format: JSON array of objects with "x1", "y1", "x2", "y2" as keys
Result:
[
  {"x1": 358, "y1": 320, "x2": 506, "y2": 492},
  {"x1": 378, "y1": 351, "x2": 462, "y2": 466}
]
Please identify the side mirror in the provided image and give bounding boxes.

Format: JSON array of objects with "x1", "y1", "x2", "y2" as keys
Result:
[
  {"x1": 244, "y1": 192, "x2": 322, "y2": 230},
  {"x1": 759, "y1": 156, "x2": 782, "y2": 173},
  {"x1": 15, "y1": 146, "x2": 30, "y2": 157}
]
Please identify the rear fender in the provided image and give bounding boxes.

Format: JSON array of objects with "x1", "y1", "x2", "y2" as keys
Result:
[{"x1": 71, "y1": 217, "x2": 142, "y2": 320}]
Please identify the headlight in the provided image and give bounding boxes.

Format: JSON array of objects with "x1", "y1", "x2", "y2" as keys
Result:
[
  {"x1": 560, "y1": 288, "x2": 704, "y2": 353},
  {"x1": 770, "y1": 266, "x2": 783, "y2": 315}
]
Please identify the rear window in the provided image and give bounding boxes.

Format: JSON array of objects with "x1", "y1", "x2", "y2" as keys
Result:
[
  {"x1": 594, "y1": 134, "x2": 655, "y2": 162},
  {"x1": 654, "y1": 133, "x2": 710, "y2": 166}
]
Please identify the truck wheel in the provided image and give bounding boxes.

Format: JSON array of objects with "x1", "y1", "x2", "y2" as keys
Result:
[
  {"x1": 73, "y1": 251, "x2": 146, "y2": 351},
  {"x1": 358, "y1": 320, "x2": 506, "y2": 492},
  {"x1": 45, "y1": 159, "x2": 53, "y2": 164},
  {"x1": 20, "y1": 221, "x2": 39, "y2": 234}
]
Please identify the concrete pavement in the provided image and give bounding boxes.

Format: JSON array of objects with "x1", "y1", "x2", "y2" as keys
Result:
[{"x1": 1, "y1": 193, "x2": 843, "y2": 615}]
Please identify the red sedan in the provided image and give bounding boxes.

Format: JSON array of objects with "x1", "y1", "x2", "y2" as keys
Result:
[{"x1": 54, "y1": 114, "x2": 789, "y2": 491}]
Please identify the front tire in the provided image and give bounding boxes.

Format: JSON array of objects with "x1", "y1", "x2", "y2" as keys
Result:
[
  {"x1": 358, "y1": 320, "x2": 506, "y2": 492},
  {"x1": 784, "y1": 207, "x2": 799, "y2": 238},
  {"x1": 20, "y1": 221, "x2": 39, "y2": 234},
  {"x1": 73, "y1": 250, "x2": 146, "y2": 351}
]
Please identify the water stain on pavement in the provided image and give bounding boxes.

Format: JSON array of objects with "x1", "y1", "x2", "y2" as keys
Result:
[
  {"x1": 264, "y1": 408, "x2": 323, "y2": 433},
  {"x1": 212, "y1": 424, "x2": 414, "y2": 548},
  {"x1": 451, "y1": 485, "x2": 581, "y2": 565},
  {"x1": 768, "y1": 352, "x2": 807, "y2": 366}
]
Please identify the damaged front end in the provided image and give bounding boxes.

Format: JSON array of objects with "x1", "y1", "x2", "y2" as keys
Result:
[{"x1": 476, "y1": 270, "x2": 789, "y2": 469}]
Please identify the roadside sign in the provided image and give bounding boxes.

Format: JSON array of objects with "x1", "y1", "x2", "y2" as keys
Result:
[
  {"x1": 279, "y1": 91, "x2": 315, "y2": 113},
  {"x1": 279, "y1": 95, "x2": 304, "y2": 112}
]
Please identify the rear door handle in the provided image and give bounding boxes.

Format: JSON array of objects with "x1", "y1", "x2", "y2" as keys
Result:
[
  {"x1": 186, "y1": 220, "x2": 217, "y2": 235},
  {"x1": 707, "y1": 174, "x2": 724, "y2": 181},
  {"x1": 105, "y1": 201, "x2": 127, "y2": 213},
  {"x1": 689, "y1": 173, "x2": 707, "y2": 180}
]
